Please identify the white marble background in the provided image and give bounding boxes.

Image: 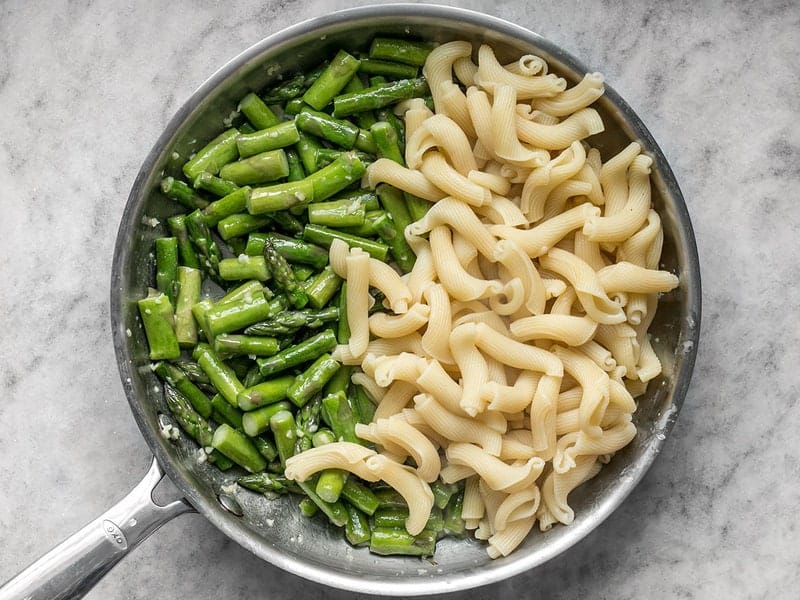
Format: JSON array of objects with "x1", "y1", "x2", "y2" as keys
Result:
[{"x1": 0, "y1": 0, "x2": 798, "y2": 598}]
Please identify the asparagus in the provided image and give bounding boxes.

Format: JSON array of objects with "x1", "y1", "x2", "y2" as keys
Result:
[
  {"x1": 263, "y1": 237, "x2": 309, "y2": 309},
  {"x1": 238, "y1": 472, "x2": 297, "y2": 495},
  {"x1": 370, "y1": 121, "x2": 404, "y2": 164},
  {"x1": 315, "y1": 148, "x2": 375, "y2": 169},
  {"x1": 246, "y1": 178, "x2": 314, "y2": 214},
  {"x1": 182, "y1": 128, "x2": 240, "y2": 180},
  {"x1": 302, "y1": 49, "x2": 361, "y2": 111},
  {"x1": 302, "y1": 224, "x2": 389, "y2": 261},
  {"x1": 216, "y1": 213, "x2": 272, "y2": 241},
  {"x1": 243, "y1": 305, "x2": 339, "y2": 337},
  {"x1": 332, "y1": 78, "x2": 428, "y2": 117},
  {"x1": 193, "y1": 171, "x2": 240, "y2": 197},
  {"x1": 212, "y1": 333, "x2": 279, "y2": 357},
  {"x1": 191, "y1": 298, "x2": 215, "y2": 343},
  {"x1": 174, "y1": 266, "x2": 201, "y2": 346},
  {"x1": 368, "y1": 37, "x2": 434, "y2": 67},
  {"x1": 352, "y1": 384, "x2": 376, "y2": 424},
  {"x1": 443, "y1": 489, "x2": 466, "y2": 537},
  {"x1": 339, "y1": 210, "x2": 386, "y2": 237},
  {"x1": 295, "y1": 108, "x2": 360, "y2": 150},
  {"x1": 299, "y1": 496, "x2": 320, "y2": 517},
  {"x1": 211, "y1": 393, "x2": 243, "y2": 430},
  {"x1": 238, "y1": 377, "x2": 294, "y2": 412},
  {"x1": 154, "y1": 361, "x2": 213, "y2": 418},
  {"x1": 167, "y1": 214, "x2": 201, "y2": 269},
  {"x1": 295, "y1": 478, "x2": 348, "y2": 527},
  {"x1": 269, "y1": 210, "x2": 305, "y2": 236},
  {"x1": 204, "y1": 291, "x2": 274, "y2": 337},
  {"x1": 173, "y1": 359, "x2": 211, "y2": 385},
  {"x1": 256, "y1": 329, "x2": 338, "y2": 377},
  {"x1": 287, "y1": 353, "x2": 341, "y2": 408},
  {"x1": 370, "y1": 528, "x2": 437, "y2": 557},
  {"x1": 218, "y1": 255, "x2": 270, "y2": 281},
  {"x1": 163, "y1": 384, "x2": 232, "y2": 470},
  {"x1": 321, "y1": 390, "x2": 360, "y2": 444},
  {"x1": 307, "y1": 197, "x2": 366, "y2": 228},
  {"x1": 269, "y1": 409, "x2": 297, "y2": 467},
  {"x1": 373, "y1": 506, "x2": 443, "y2": 534},
  {"x1": 138, "y1": 290, "x2": 180, "y2": 360},
  {"x1": 285, "y1": 147, "x2": 306, "y2": 182},
  {"x1": 342, "y1": 74, "x2": 377, "y2": 130},
  {"x1": 155, "y1": 237, "x2": 179, "y2": 305},
  {"x1": 236, "y1": 121, "x2": 300, "y2": 157},
  {"x1": 185, "y1": 209, "x2": 222, "y2": 278},
  {"x1": 211, "y1": 423, "x2": 267, "y2": 473},
  {"x1": 295, "y1": 130, "x2": 322, "y2": 174},
  {"x1": 340, "y1": 478, "x2": 380, "y2": 516},
  {"x1": 262, "y1": 73, "x2": 305, "y2": 104},
  {"x1": 238, "y1": 91, "x2": 281, "y2": 130},
  {"x1": 345, "y1": 503, "x2": 371, "y2": 546},
  {"x1": 309, "y1": 424, "x2": 349, "y2": 504},
  {"x1": 202, "y1": 186, "x2": 251, "y2": 226},
  {"x1": 242, "y1": 400, "x2": 294, "y2": 436},
  {"x1": 336, "y1": 285, "x2": 350, "y2": 344},
  {"x1": 245, "y1": 233, "x2": 329, "y2": 269},
  {"x1": 251, "y1": 435, "x2": 279, "y2": 462},
  {"x1": 218, "y1": 149, "x2": 289, "y2": 185},
  {"x1": 303, "y1": 266, "x2": 342, "y2": 310},
  {"x1": 160, "y1": 176, "x2": 209, "y2": 210},
  {"x1": 218, "y1": 279, "x2": 267, "y2": 305},
  {"x1": 430, "y1": 479, "x2": 459, "y2": 510},
  {"x1": 193, "y1": 343, "x2": 245, "y2": 407},
  {"x1": 374, "y1": 212, "x2": 415, "y2": 273}
]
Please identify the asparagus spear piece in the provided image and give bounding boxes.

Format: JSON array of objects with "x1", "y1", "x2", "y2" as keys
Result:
[
  {"x1": 243, "y1": 306, "x2": 339, "y2": 337},
  {"x1": 202, "y1": 186, "x2": 251, "y2": 226},
  {"x1": 310, "y1": 424, "x2": 349, "y2": 504},
  {"x1": 138, "y1": 290, "x2": 180, "y2": 360},
  {"x1": 256, "y1": 329, "x2": 338, "y2": 377},
  {"x1": 369, "y1": 528, "x2": 436, "y2": 557},
  {"x1": 368, "y1": 37, "x2": 434, "y2": 67},
  {"x1": 211, "y1": 423, "x2": 267, "y2": 473},
  {"x1": 307, "y1": 198, "x2": 366, "y2": 228},
  {"x1": 341, "y1": 478, "x2": 380, "y2": 516},
  {"x1": 344, "y1": 503, "x2": 371, "y2": 546},
  {"x1": 193, "y1": 171, "x2": 239, "y2": 198},
  {"x1": 302, "y1": 49, "x2": 361, "y2": 111},
  {"x1": 374, "y1": 212, "x2": 416, "y2": 273},
  {"x1": 174, "y1": 266, "x2": 201, "y2": 347},
  {"x1": 216, "y1": 213, "x2": 272, "y2": 241},
  {"x1": 193, "y1": 343, "x2": 245, "y2": 407},
  {"x1": 167, "y1": 214, "x2": 201, "y2": 269},
  {"x1": 443, "y1": 489, "x2": 466, "y2": 537},
  {"x1": 182, "y1": 128, "x2": 240, "y2": 180},
  {"x1": 295, "y1": 108, "x2": 360, "y2": 150},
  {"x1": 238, "y1": 472, "x2": 297, "y2": 495},
  {"x1": 263, "y1": 237, "x2": 308, "y2": 309},
  {"x1": 242, "y1": 400, "x2": 293, "y2": 436},
  {"x1": 238, "y1": 377, "x2": 294, "y2": 411},
  {"x1": 269, "y1": 409, "x2": 297, "y2": 468},
  {"x1": 238, "y1": 91, "x2": 280, "y2": 130},
  {"x1": 303, "y1": 266, "x2": 342, "y2": 310},
  {"x1": 211, "y1": 393, "x2": 243, "y2": 430},
  {"x1": 219, "y1": 149, "x2": 289, "y2": 185},
  {"x1": 245, "y1": 233, "x2": 329, "y2": 269},
  {"x1": 332, "y1": 78, "x2": 428, "y2": 117},
  {"x1": 160, "y1": 176, "x2": 209, "y2": 210},
  {"x1": 295, "y1": 478, "x2": 348, "y2": 528},
  {"x1": 321, "y1": 390, "x2": 360, "y2": 444},
  {"x1": 185, "y1": 209, "x2": 222, "y2": 279},
  {"x1": 154, "y1": 361, "x2": 213, "y2": 419},
  {"x1": 302, "y1": 224, "x2": 388, "y2": 261},
  {"x1": 212, "y1": 333, "x2": 279, "y2": 357},
  {"x1": 236, "y1": 121, "x2": 300, "y2": 157},
  {"x1": 155, "y1": 237, "x2": 179, "y2": 305},
  {"x1": 163, "y1": 384, "x2": 232, "y2": 470},
  {"x1": 218, "y1": 255, "x2": 270, "y2": 282},
  {"x1": 204, "y1": 292, "x2": 274, "y2": 338},
  {"x1": 287, "y1": 353, "x2": 341, "y2": 408}
]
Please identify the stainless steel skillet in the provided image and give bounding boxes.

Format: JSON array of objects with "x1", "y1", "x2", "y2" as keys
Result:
[{"x1": 0, "y1": 4, "x2": 701, "y2": 599}]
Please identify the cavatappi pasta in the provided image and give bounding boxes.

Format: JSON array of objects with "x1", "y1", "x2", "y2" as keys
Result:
[{"x1": 284, "y1": 41, "x2": 678, "y2": 559}]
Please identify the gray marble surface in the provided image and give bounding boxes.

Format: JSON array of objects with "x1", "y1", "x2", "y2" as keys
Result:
[{"x1": 1, "y1": 0, "x2": 798, "y2": 598}]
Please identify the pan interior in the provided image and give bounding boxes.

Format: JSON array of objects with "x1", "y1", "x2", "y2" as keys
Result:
[{"x1": 111, "y1": 5, "x2": 700, "y2": 595}]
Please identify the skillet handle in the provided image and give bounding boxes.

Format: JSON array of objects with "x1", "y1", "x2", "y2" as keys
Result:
[{"x1": 0, "y1": 457, "x2": 193, "y2": 600}]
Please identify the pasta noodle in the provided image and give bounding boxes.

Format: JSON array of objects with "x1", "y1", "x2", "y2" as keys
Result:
[{"x1": 282, "y1": 39, "x2": 678, "y2": 561}]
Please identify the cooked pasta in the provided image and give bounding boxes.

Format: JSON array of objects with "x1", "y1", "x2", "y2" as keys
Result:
[{"x1": 282, "y1": 39, "x2": 679, "y2": 561}]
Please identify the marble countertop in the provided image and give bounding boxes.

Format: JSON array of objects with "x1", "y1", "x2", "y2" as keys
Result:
[{"x1": 1, "y1": 0, "x2": 798, "y2": 598}]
